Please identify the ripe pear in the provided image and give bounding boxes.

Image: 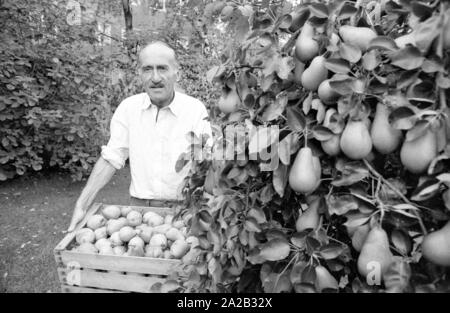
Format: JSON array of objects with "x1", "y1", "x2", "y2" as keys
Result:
[
  {"x1": 172, "y1": 220, "x2": 185, "y2": 229},
  {"x1": 170, "y1": 239, "x2": 189, "y2": 259},
  {"x1": 127, "y1": 245, "x2": 145, "y2": 257},
  {"x1": 338, "y1": 26, "x2": 377, "y2": 51},
  {"x1": 295, "y1": 198, "x2": 321, "y2": 232},
  {"x1": 321, "y1": 134, "x2": 341, "y2": 156},
  {"x1": 318, "y1": 79, "x2": 340, "y2": 105},
  {"x1": 77, "y1": 242, "x2": 98, "y2": 254},
  {"x1": 371, "y1": 103, "x2": 403, "y2": 154},
  {"x1": 340, "y1": 120, "x2": 373, "y2": 160},
  {"x1": 293, "y1": 59, "x2": 305, "y2": 85},
  {"x1": 120, "y1": 206, "x2": 133, "y2": 217},
  {"x1": 129, "y1": 236, "x2": 145, "y2": 249},
  {"x1": 119, "y1": 226, "x2": 136, "y2": 242},
  {"x1": 144, "y1": 211, "x2": 164, "y2": 226},
  {"x1": 421, "y1": 221, "x2": 450, "y2": 266},
  {"x1": 126, "y1": 210, "x2": 142, "y2": 227},
  {"x1": 400, "y1": 128, "x2": 438, "y2": 174},
  {"x1": 289, "y1": 147, "x2": 321, "y2": 194},
  {"x1": 75, "y1": 228, "x2": 95, "y2": 244},
  {"x1": 106, "y1": 218, "x2": 128, "y2": 235},
  {"x1": 86, "y1": 214, "x2": 106, "y2": 230},
  {"x1": 218, "y1": 88, "x2": 240, "y2": 114},
  {"x1": 102, "y1": 205, "x2": 121, "y2": 219},
  {"x1": 94, "y1": 238, "x2": 112, "y2": 250},
  {"x1": 295, "y1": 22, "x2": 319, "y2": 62},
  {"x1": 94, "y1": 226, "x2": 107, "y2": 241},
  {"x1": 301, "y1": 56, "x2": 328, "y2": 91},
  {"x1": 315, "y1": 265, "x2": 339, "y2": 292},
  {"x1": 113, "y1": 245, "x2": 126, "y2": 256},
  {"x1": 357, "y1": 226, "x2": 393, "y2": 279}
]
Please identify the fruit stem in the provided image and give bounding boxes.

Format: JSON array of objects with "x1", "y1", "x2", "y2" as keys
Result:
[
  {"x1": 304, "y1": 127, "x2": 308, "y2": 148},
  {"x1": 363, "y1": 159, "x2": 428, "y2": 235}
]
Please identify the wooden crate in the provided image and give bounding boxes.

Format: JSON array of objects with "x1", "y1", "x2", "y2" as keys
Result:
[{"x1": 54, "y1": 203, "x2": 185, "y2": 293}]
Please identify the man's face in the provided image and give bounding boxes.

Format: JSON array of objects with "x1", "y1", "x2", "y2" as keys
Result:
[{"x1": 139, "y1": 45, "x2": 178, "y2": 108}]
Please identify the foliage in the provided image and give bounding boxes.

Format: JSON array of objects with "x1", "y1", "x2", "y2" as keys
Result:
[
  {"x1": 0, "y1": 0, "x2": 218, "y2": 181},
  {"x1": 177, "y1": 0, "x2": 450, "y2": 293}
]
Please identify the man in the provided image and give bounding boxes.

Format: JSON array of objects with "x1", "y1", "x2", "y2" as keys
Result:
[{"x1": 67, "y1": 41, "x2": 212, "y2": 232}]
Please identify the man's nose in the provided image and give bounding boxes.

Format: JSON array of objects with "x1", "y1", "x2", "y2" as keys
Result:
[{"x1": 151, "y1": 69, "x2": 162, "y2": 82}]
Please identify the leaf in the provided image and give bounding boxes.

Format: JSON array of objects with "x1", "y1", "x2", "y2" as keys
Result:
[
  {"x1": 324, "y1": 58, "x2": 351, "y2": 74},
  {"x1": 383, "y1": 257, "x2": 411, "y2": 293},
  {"x1": 290, "y1": 260, "x2": 308, "y2": 285},
  {"x1": 245, "y1": 217, "x2": 262, "y2": 232},
  {"x1": 286, "y1": 106, "x2": 306, "y2": 132},
  {"x1": 411, "y1": 178, "x2": 441, "y2": 202},
  {"x1": 312, "y1": 125, "x2": 334, "y2": 141},
  {"x1": 175, "y1": 152, "x2": 189, "y2": 172},
  {"x1": 389, "y1": 46, "x2": 425, "y2": 70},
  {"x1": 390, "y1": 106, "x2": 417, "y2": 130},
  {"x1": 368, "y1": 36, "x2": 398, "y2": 51},
  {"x1": 318, "y1": 243, "x2": 345, "y2": 260},
  {"x1": 414, "y1": 15, "x2": 441, "y2": 54},
  {"x1": 309, "y1": 2, "x2": 329, "y2": 18},
  {"x1": 343, "y1": 216, "x2": 371, "y2": 229},
  {"x1": 329, "y1": 77, "x2": 355, "y2": 95},
  {"x1": 339, "y1": 43, "x2": 362, "y2": 63},
  {"x1": 248, "y1": 208, "x2": 267, "y2": 224},
  {"x1": 278, "y1": 136, "x2": 291, "y2": 165},
  {"x1": 391, "y1": 229, "x2": 412, "y2": 255},
  {"x1": 338, "y1": 2, "x2": 357, "y2": 20},
  {"x1": 290, "y1": 232, "x2": 307, "y2": 249},
  {"x1": 259, "y1": 238, "x2": 290, "y2": 261},
  {"x1": 262, "y1": 92, "x2": 288, "y2": 121},
  {"x1": 405, "y1": 120, "x2": 430, "y2": 142},
  {"x1": 327, "y1": 194, "x2": 359, "y2": 216},
  {"x1": 273, "y1": 163, "x2": 288, "y2": 197}
]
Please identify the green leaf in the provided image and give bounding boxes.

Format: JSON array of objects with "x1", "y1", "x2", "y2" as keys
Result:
[
  {"x1": 327, "y1": 194, "x2": 359, "y2": 216},
  {"x1": 338, "y1": 2, "x2": 357, "y2": 20},
  {"x1": 309, "y1": 2, "x2": 329, "y2": 18},
  {"x1": 368, "y1": 36, "x2": 398, "y2": 51},
  {"x1": 286, "y1": 105, "x2": 306, "y2": 132},
  {"x1": 245, "y1": 217, "x2": 262, "y2": 233},
  {"x1": 248, "y1": 125, "x2": 279, "y2": 157},
  {"x1": 362, "y1": 50, "x2": 380, "y2": 70},
  {"x1": 273, "y1": 163, "x2": 288, "y2": 197},
  {"x1": 390, "y1": 106, "x2": 417, "y2": 130},
  {"x1": 414, "y1": 15, "x2": 441, "y2": 54},
  {"x1": 324, "y1": 58, "x2": 351, "y2": 74},
  {"x1": 260, "y1": 238, "x2": 290, "y2": 261},
  {"x1": 391, "y1": 229, "x2": 412, "y2": 255},
  {"x1": 290, "y1": 260, "x2": 308, "y2": 285},
  {"x1": 411, "y1": 178, "x2": 441, "y2": 202},
  {"x1": 389, "y1": 46, "x2": 425, "y2": 70},
  {"x1": 318, "y1": 243, "x2": 346, "y2": 260},
  {"x1": 312, "y1": 125, "x2": 334, "y2": 141},
  {"x1": 262, "y1": 91, "x2": 288, "y2": 121}
]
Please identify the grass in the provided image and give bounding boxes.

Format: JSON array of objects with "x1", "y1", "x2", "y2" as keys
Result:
[{"x1": 0, "y1": 166, "x2": 131, "y2": 293}]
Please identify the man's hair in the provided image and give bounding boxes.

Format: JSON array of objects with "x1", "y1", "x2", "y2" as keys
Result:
[{"x1": 137, "y1": 40, "x2": 179, "y2": 68}]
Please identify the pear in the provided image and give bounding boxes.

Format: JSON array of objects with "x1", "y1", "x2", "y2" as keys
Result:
[
  {"x1": 218, "y1": 88, "x2": 240, "y2": 114},
  {"x1": 318, "y1": 79, "x2": 340, "y2": 105},
  {"x1": 102, "y1": 205, "x2": 121, "y2": 219},
  {"x1": 75, "y1": 228, "x2": 95, "y2": 244},
  {"x1": 357, "y1": 226, "x2": 393, "y2": 280},
  {"x1": 352, "y1": 223, "x2": 371, "y2": 252},
  {"x1": 119, "y1": 226, "x2": 136, "y2": 242},
  {"x1": 94, "y1": 226, "x2": 107, "y2": 241},
  {"x1": 293, "y1": 59, "x2": 305, "y2": 85},
  {"x1": 421, "y1": 221, "x2": 450, "y2": 266},
  {"x1": 400, "y1": 128, "x2": 438, "y2": 174},
  {"x1": 321, "y1": 134, "x2": 341, "y2": 156},
  {"x1": 127, "y1": 245, "x2": 145, "y2": 257},
  {"x1": 170, "y1": 239, "x2": 190, "y2": 259},
  {"x1": 289, "y1": 147, "x2": 321, "y2": 194},
  {"x1": 126, "y1": 210, "x2": 142, "y2": 227},
  {"x1": 172, "y1": 220, "x2": 185, "y2": 229},
  {"x1": 86, "y1": 214, "x2": 106, "y2": 230},
  {"x1": 120, "y1": 206, "x2": 133, "y2": 217},
  {"x1": 295, "y1": 197, "x2": 321, "y2": 232},
  {"x1": 143, "y1": 211, "x2": 164, "y2": 227},
  {"x1": 371, "y1": 103, "x2": 403, "y2": 154},
  {"x1": 315, "y1": 265, "x2": 339, "y2": 292},
  {"x1": 129, "y1": 236, "x2": 145, "y2": 249},
  {"x1": 77, "y1": 242, "x2": 98, "y2": 254},
  {"x1": 340, "y1": 120, "x2": 373, "y2": 160},
  {"x1": 338, "y1": 26, "x2": 377, "y2": 51},
  {"x1": 295, "y1": 22, "x2": 319, "y2": 62},
  {"x1": 301, "y1": 56, "x2": 328, "y2": 91}
]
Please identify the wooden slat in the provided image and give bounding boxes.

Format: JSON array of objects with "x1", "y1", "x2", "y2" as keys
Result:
[
  {"x1": 60, "y1": 284, "x2": 126, "y2": 293},
  {"x1": 58, "y1": 268, "x2": 166, "y2": 293},
  {"x1": 59, "y1": 250, "x2": 182, "y2": 275}
]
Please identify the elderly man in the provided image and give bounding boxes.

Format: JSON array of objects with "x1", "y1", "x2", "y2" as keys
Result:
[{"x1": 68, "y1": 41, "x2": 212, "y2": 231}]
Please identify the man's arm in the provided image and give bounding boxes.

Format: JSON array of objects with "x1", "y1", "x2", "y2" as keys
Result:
[{"x1": 67, "y1": 156, "x2": 117, "y2": 232}]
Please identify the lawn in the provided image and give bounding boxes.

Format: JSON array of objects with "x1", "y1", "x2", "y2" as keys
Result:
[{"x1": 0, "y1": 166, "x2": 131, "y2": 293}]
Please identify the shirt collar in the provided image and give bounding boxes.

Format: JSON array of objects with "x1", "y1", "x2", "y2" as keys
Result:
[{"x1": 141, "y1": 91, "x2": 181, "y2": 117}]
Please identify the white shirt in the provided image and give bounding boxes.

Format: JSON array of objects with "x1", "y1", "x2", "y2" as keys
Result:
[{"x1": 101, "y1": 91, "x2": 212, "y2": 200}]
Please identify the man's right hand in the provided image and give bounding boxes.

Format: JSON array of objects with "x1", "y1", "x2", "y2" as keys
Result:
[{"x1": 68, "y1": 206, "x2": 86, "y2": 232}]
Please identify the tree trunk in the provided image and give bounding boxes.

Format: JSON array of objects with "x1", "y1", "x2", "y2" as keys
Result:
[{"x1": 122, "y1": 0, "x2": 133, "y2": 31}]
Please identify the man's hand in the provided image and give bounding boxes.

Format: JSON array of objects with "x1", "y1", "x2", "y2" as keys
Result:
[{"x1": 68, "y1": 206, "x2": 86, "y2": 232}]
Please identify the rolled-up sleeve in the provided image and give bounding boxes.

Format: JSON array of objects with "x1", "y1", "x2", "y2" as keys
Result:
[{"x1": 101, "y1": 101, "x2": 129, "y2": 170}]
